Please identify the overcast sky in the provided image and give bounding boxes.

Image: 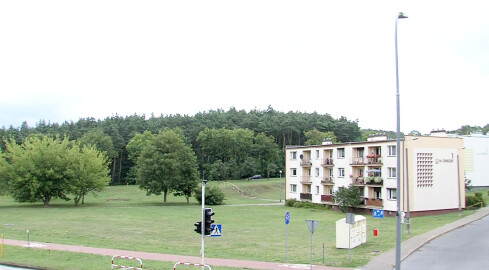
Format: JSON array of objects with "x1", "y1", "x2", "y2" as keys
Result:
[{"x1": 1, "y1": 1, "x2": 487, "y2": 134}]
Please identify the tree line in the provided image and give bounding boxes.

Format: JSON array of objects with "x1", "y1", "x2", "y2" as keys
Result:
[{"x1": 0, "y1": 107, "x2": 362, "y2": 185}]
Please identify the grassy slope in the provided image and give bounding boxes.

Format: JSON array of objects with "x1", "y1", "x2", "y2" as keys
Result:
[{"x1": 0, "y1": 180, "x2": 486, "y2": 269}]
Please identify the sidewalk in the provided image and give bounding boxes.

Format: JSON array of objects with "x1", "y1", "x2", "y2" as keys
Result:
[
  {"x1": 3, "y1": 239, "x2": 350, "y2": 270},
  {"x1": 360, "y1": 206, "x2": 489, "y2": 270},
  {"x1": 4, "y1": 207, "x2": 489, "y2": 270}
]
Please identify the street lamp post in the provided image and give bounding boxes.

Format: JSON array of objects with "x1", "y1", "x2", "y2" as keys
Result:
[
  {"x1": 395, "y1": 11, "x2": 408, "y2": 270},
  {"x1": 280, "y1": 170, "x2": 283, "y2": 202}
]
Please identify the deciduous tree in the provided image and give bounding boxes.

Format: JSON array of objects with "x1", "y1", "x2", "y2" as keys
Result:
[{"x1": 137, "y1": 129, "x2": 199, "y2": 204}]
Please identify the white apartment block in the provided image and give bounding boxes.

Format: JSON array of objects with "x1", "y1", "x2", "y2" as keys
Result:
[{"x1": 285, "y1": 133, "x2": 465, "y2": 216}]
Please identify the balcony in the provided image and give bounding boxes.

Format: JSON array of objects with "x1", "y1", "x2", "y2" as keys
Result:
[
  {"x1": 321, "y1": 177, "x2": 334, "y2": 185},
  {"x1": 321, "y1": 158, "x2": 334, "y2": 167},
  {"x1": 350, "y1": 157, "x2": 366, "y2": 166},
  {"x1": 367, "y1": 155, "x2": 382, "y2": 165},
  {"x1": 351, "y1": 177, "x2": 365, "y2": 186},
  {"x1": 321, "y1": 194, "x2": 334, "y2": 202},
  {"x1": 365, "y1": 176, "x2": 383, "y2": 186},
  {"x1": 365, "y1": 198, "x2": 383, "y2": 207},
  {"x1": 300, "y1": 193, "x2": 312, "y2": 200},
  {"x1": 300, "y1": 159, "x2": 312, "y2": 167},
  {"x1": 300, "y1": 176, "x2": 312, "y2": 184}
]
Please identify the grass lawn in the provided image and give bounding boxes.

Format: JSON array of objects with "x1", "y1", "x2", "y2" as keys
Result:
[{"x1": 1, "y1": 179, "x2": 485, "y2": 270}]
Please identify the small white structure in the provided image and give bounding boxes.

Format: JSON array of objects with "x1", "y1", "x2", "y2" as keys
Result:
[{"x1": 335, "y1": 215, "x2": 367, "y2": 249}]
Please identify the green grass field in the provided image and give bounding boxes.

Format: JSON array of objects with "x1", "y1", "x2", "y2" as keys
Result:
[{"x1": 0, "y1": 179, "x2": 485, "y2": 270}]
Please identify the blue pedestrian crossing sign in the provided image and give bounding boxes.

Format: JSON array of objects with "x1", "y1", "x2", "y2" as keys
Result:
[
  {"x1": 373, "y1": 209, "x2": 384, "y2": 218},
  {"x1": 210, "y1": 224, "x2": 222, "y2": 237}
]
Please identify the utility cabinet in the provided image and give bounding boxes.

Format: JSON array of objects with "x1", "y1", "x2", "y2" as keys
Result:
[{"x1": 335, "y1": 215, "x2": 367, "y2": 249}]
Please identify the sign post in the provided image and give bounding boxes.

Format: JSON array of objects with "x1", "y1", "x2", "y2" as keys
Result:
[
  {"x1": 306, "y1": 220, "x2": 318, "y2": 270},
  {"x1": 373, "y1": 209, "x2": 384, "y2": 246},
  {"x1": 285, "y1": 211, "x2": 290, "y2": 262}
]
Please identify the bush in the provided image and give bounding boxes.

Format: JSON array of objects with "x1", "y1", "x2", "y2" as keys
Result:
[
  {"x1": 286, "y1": 199, "x2": 329, "y2": 210},
  {"x1": 293, "y1": 201, "x2": 304, "y2": 208},
  {"x1": 285, "y1": 199, "x2": 297, "y2": 207},
  {"x1": 466, "y1": 195, "x2": 485, "y2": 208},
  {"x1": 194, "y1": 184, "x2": 225, "y2": 205}
]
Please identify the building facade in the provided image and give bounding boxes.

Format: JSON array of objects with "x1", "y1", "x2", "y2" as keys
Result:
[
  {"x1": 285, "y1": 134, "x2": 465, "y2": 216},
  {"x1": 455, "y1": 133, "x2": 489, "y2": 188}
]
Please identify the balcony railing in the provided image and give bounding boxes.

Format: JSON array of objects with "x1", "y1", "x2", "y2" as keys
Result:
[
  {"x1": 300, "y1": 159, "x2": 312, "y2": 167},
  {"x1": 321, "y1": 158, "x2": 334, "y2": 167},
  {"x1": 352, "y1": 177, "x2": 365, "y2": 185},
  {"x1": 321, "y1": 194, "x2": 333, "y2": 202},
  {"x1": 300, "y1": 176, "x2": 312, "y2": 184},
  {"x1": 321, "y1": 177, "x2": 334, "y2": 185},
  {"x1": 365, "y1": 198, "x2": 383, "y2": 207},
  {"x1": 365, "y1": 177, "x2": 383, "y2": 185},
  {"x1": 300, "y1": 193, "x2": 312, "y2": 200},
  {"x1": 367, "y1": 155, "x2": 382, "y2": 165},
  {"x1": 350, "y1": 157, "x2": 366, "y2": 166}
]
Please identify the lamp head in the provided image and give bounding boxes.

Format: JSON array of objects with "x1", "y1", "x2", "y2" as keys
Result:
[{"x1": 398, "y1": 12, "x2": 408, "y2": 19}]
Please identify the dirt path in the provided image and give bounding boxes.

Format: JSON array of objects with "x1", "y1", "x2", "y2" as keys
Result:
[{"x1": 4, "y1": 239, "x2": 352, "y2": 270}]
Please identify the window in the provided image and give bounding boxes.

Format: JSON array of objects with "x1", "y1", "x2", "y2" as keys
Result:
[
  {"x1": 316, "y1": 186, "x2": 320, "y2": 195},
  {"x1": 338, "y1": 168, "x2": 345, "y2": 177},
  {"x1": 374, "y1": 187, "x2": 382, "y2": 199},
  {"x1": 291, "y1": 151, "x2": 297, "y2": 160},
  {"x1": 388, "y1": 145, "x2": 396, "y2": 156},
  {"x1": 315, "y1": 168, "x2": 320, "y2": 177},
  {"x1": 316, "y1": 150, "x2": 320, "y2": 159},
  {"x1": 290, "y1": 184, "x2": 297, "y2": 193},
  {"x1": 387, "y1": 188, "x2": 397, "y2": 200},
  {"x1": 388, "y1": 167, "x2": 396, "y2": 178},
  {"x1": 291, "y1": 168, "x2": 297, "y2": 176},
  {"x1": 337, "y1": 148, "x2": 345, "y2": 158}
]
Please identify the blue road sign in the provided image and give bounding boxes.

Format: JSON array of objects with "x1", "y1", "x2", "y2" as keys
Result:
[
  {"x1": 285, "y1": 211, "x2": 290, "y2": 225},
  {"x1": 373, "y1": 209, "x2": 384, "y2": 218},
  {"x1": 210, "y1": 224, "x2": 222, "y2": 237}
]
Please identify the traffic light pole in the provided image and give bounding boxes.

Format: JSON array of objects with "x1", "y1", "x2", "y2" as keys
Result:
[{"x1": 201, "y1": 180, "x2": 207, "y2": 270}]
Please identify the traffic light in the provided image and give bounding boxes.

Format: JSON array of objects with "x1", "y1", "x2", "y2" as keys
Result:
[
  {"x1": 204, "y1": 208, "x2": 215, "y2": 236},
  {"x1": 194, "y1": 221, "x2": 202, "y2": 234}
]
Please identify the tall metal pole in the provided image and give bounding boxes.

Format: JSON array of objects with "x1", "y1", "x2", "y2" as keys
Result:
[
  {"x1": 405, "y1": 148, "x2": 411, "y2": 234},
  {"x1": 457, "y1": 154, "x2": 462, "y2": 216},
  {"x1": 201, "y1": 179, "x2": 207, "y2": 269},
  {"x1": 310, "y1": 231, "x2": 313, "y2": 270},
  {"x1": 395, "y1": 11, "x2": 408, "y2": 270},
  {"x1": 280, "y1": 170, "x2": 283, "y2": 202}
]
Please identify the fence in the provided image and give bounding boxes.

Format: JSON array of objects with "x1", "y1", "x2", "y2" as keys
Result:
[{"x1": 111, "y1": 255, "x2": 143, "y2": 270}]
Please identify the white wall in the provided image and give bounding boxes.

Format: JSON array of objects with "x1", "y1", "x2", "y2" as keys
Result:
[
  {"x1": 411, "y1": 148, "x2": 461, "y2": 211},
  {"x1": 462, "y1": 135, "x2": 489, "y2": 187}
]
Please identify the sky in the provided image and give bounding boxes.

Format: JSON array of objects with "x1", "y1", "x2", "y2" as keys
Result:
[{"x1": 1, "y1": 1, "x2": 488, "y2": 135}]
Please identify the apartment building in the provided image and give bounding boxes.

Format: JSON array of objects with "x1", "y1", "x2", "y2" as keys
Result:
[{"x1": 285, "y1": 133, "x2": 465, "y2": 216}]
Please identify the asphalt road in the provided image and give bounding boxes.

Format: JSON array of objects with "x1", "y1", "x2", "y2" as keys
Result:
[{"x1": 401, "y1": 215, "x2": 489, "y2": 270}]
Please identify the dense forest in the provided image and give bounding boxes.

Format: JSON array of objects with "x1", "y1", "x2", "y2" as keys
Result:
[{"x1": 1, "y1": 106, "x2": 485, "y2": 184}]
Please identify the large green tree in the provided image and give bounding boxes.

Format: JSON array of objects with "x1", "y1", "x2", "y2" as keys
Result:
[
  {"x1": 332, "y1": 185, "x2": 363, "y2": 212},
  {"x1": 253, "y1": 133, "x2": 281, "y2": 178},
  {"x1": 136, "y1": 129, "x2": 199, "y2": 204},
  {"x1": 69, "y1": 144, "x2": 111, "y2": 206},
  {"x1": 1, "y1": 135, "x2": 109, "y2": 206}
]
